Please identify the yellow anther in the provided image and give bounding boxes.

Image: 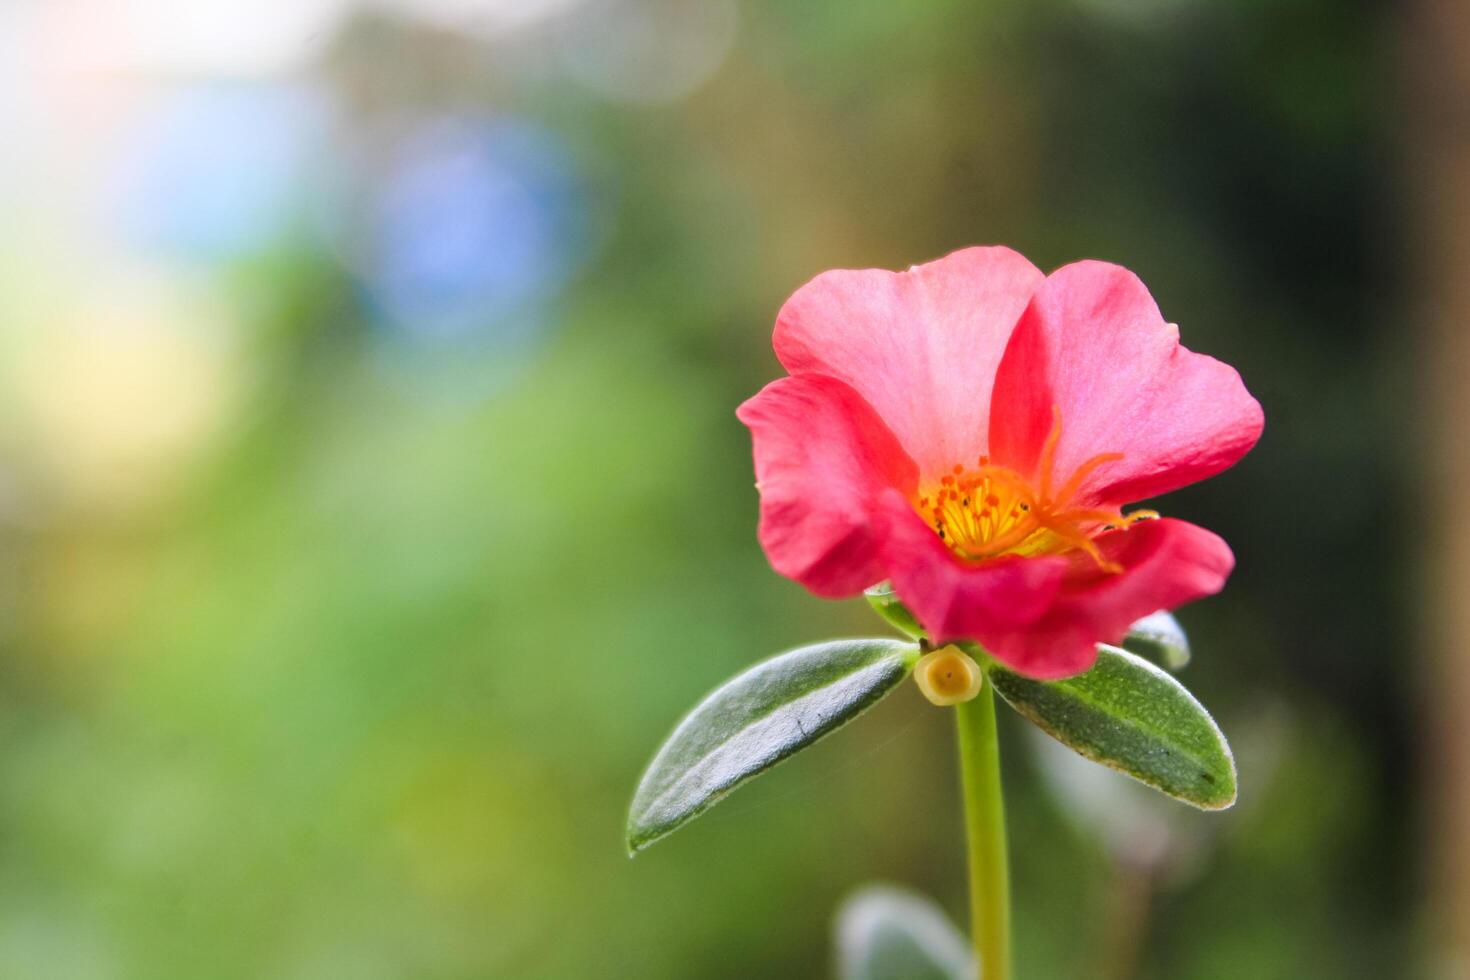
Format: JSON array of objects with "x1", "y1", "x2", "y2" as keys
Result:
[
  {"x1": 913, "y1": 407, "x2": 1150, "y2": 573},
  {"x1": 913, "y1": 646, "x2": 984, "y2": 706}
]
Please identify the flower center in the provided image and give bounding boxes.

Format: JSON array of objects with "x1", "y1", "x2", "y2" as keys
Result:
[{"x1": 914, "y1": 407, "x2": 1157, "y2": 572}]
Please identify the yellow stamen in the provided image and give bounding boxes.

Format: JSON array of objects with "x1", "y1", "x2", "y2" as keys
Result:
[{"x1": 915, "y1": 407, "x2": 1154, "y2": 573}]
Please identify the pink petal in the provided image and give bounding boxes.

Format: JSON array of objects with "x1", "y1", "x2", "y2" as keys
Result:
[
  {"x1": 737, "y1": 375, "x2": 919, "y2": 597},
  {"x1": 976, "y1": 518, "x2": 1235, "y2": 679},
  {"x1": 988, "y1": 261, "x2": 1263, "y2": 508},
  {"x1": 875, "y1": 489, "x2": 1072, "y2": 641},
  {"x1": 878, "y1": 491, "x2": 1233, "y2": 678},
  {"x1": 773, "y1": 246, "x2": 1045, "y2": 479}
]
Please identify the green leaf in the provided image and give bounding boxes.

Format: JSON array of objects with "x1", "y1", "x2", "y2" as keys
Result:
[
  {"x1": 988, "y1": 644, "x2": 1236, "y2": 809},
  {"x1": 627, "y1": 638, "x2": 918, "y2": 853},
  {"x1": 835, "y1": 885, "x2": 972, "y2": 980},
  {"x1": 1122, "y1": 610, "x2": 1191, "y2": 671},
  {"x1": 864, "y1": 582, "x2": 925, "y2": 639}
]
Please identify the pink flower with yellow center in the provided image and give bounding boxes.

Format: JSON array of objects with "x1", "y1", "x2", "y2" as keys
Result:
[{"x1": 737, "y1": 247, "x2": 1263, "y2": 679}]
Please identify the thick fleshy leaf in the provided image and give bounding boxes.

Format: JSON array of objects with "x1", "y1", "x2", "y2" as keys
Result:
[
  {"x1": 864, "y1": 582, "x2": 925, "y2": 639},
  {"x1": 627, "y1": 639, "x2": 918, "y2": 853},
  {"x1": 987, "y1": 643, "x2": 1236, "y2": 808},
  {"x1": 1122, "y1": 610, "x2": 1191, "y2": 671},
  {"x1": 835, "y1": 885, "x2": 972, "y2": 980}
]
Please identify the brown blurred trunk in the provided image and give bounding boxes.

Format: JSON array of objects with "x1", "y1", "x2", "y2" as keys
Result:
[{"x1": 1412, "y1": 0, "x2": 1470, "y2": 969}]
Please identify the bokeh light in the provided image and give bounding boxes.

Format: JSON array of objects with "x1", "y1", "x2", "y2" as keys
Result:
[
  {"x1": 351, "y1": 116, "x2": 591, "y2": 345},
  {"x1": 104, "y1": 84, "x2": 329, "y2": 261}
]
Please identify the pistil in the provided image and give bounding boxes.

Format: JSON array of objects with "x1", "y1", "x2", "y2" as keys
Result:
[{"x1": 917, "y1": 408, "x2": 1156, "y2": 571}]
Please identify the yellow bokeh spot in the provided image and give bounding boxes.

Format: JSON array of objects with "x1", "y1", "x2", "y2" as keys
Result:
[{"x1": 913, "y1": 646, "x2": 983, "y2": 706}]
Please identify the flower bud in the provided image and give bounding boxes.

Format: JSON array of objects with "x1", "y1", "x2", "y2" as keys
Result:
[{"x1": 913, "y1": 646, "x2": 984, "y2": 706}]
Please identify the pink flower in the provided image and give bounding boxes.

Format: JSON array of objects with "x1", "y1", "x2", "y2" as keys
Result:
[{"x1": 737, "y1": 247, "x2": 1263, "y2": 679}]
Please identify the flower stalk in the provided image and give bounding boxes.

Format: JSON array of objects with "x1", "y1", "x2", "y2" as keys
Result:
[{"x1": 956, "y1": 673, "x2": 1011, "y2": 980}]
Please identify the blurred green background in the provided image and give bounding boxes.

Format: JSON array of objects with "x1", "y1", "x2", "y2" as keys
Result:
[{"x1": 0, "y1": 0, "x2": 1424, "y2": 977}]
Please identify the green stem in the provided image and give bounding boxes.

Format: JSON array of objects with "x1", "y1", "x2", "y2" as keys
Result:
[{"x1": 956, "y1": 676, "x2": 1011, "y2": 980}]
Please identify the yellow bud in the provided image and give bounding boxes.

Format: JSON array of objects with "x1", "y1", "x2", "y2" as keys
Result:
[{"x1": 913, "y1": 646, "x2": 984, "y2": 706}]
